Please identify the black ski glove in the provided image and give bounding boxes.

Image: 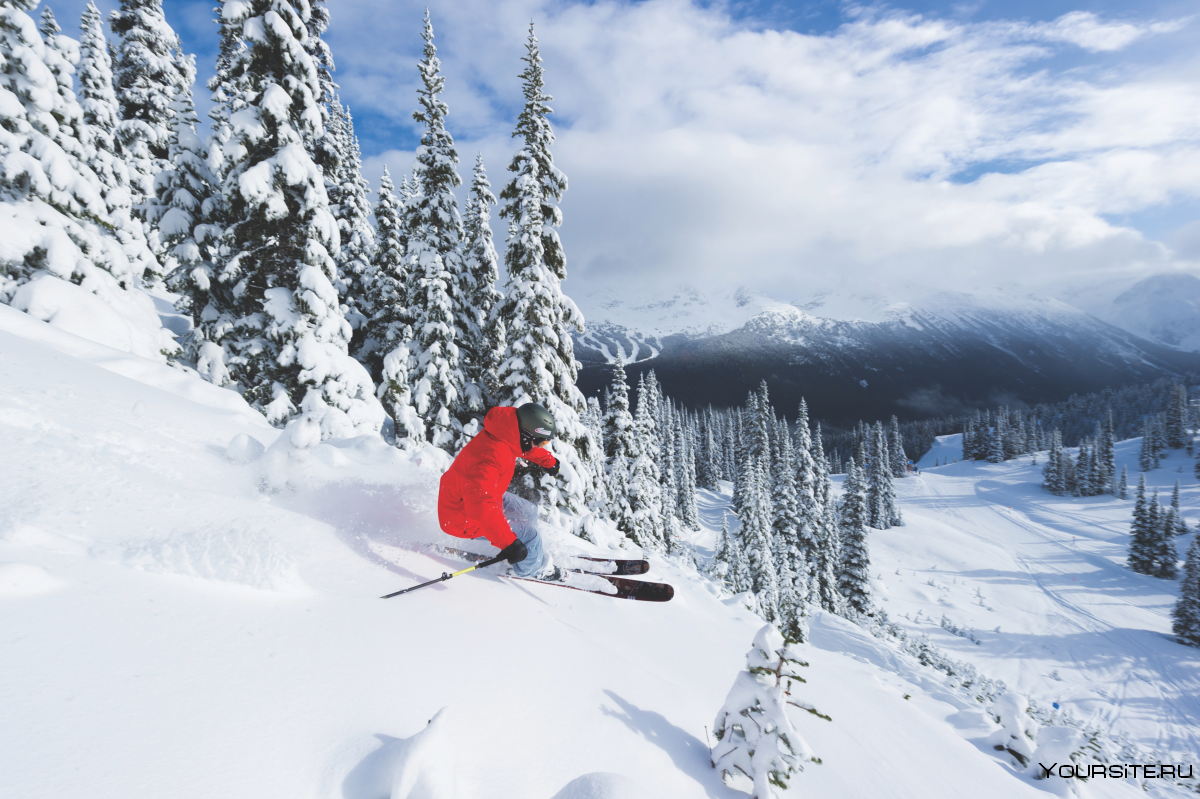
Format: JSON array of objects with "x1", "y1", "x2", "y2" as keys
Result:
[
  {"x1": 546, "y1": 462, "x2": 561, "y2": 478},
  {"x1": 499, "y1": 539, "x2": 528, "y2": 564}
]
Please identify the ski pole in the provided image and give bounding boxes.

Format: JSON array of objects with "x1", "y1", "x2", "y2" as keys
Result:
[{"x1": 380, "y1": 554, "x2": 507, "y2": 599}]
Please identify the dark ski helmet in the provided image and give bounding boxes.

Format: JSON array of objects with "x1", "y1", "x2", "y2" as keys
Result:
[{"x1": 516, "y1": 402, "x2": 556, "y2": 450}]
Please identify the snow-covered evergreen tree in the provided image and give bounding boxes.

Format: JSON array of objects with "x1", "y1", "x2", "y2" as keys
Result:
[
  {"x1": 361, "y1": 167, "x2": 421, "y2": 448},
  {"x1": 493, "y1": 23, "x2": 595, "y2": 511},
  {"x1": 888, "y1": 414, "x2": 908, "y2": 475},
  {"x1": 867, "y1": 422, "x2": 898, "y2": 529},
  {"x1": 77, "y1": 1, "x2": 155, "y2": 282},
  {"x1": 675, "y1": 412, "x2": 700, "y2": 529},
  {"x1": 811, "y1": 500, "x2": 842, "y2": 614},
  {"x1": 711, "y1": 625, "x2": 823, "y2": 797},
  {"x1": 698, "y1": 409, "x2": 721, "y2": 490},
  {"x1": 602, "y1": 355, "x2": 634, "y2": 461},
  {"x1": 627, "y1": 374, "x2": 665, "y2": 552},
  {"x1": 838, "y1": 456, "x2": 872, "y2": 616},
  {"x1": 793, "y1": 400, "x2": 820, "y2": 572},
  {"x1": 460, "y1": 153, "x2": 503, "y2": 405},
  {"x1": 1129, "y1": 475, "x2": 1156, "y2": 575},
  {"x1": 1043, "y1": 431, "x2": 1066, "y2": 495},
  {"x1": 207, "y1": 0, "x2": 382, "y2": 438},
  {"x1": 1167, "y1": 384, "x2": 1189, "y2": 449},
  {"x1": 770, "y1": 417, "x2": 799, "y2": 561},
  {"x1": 328, "y1": 97, "x2": 375, "y2": 338},
  {"x1": 659, "y1": 397, "x2": 679, "y2": 544},
  {"x1": 359, "y1": 167, "x2": 408, "y2": 380},
  {"x1": 110, "y1": 0, "x2": 191, "y2": 277},
  {"x1": 1170, "y1": 480, "x2": 1189, "y2": 536},
  {"x1": 1173, "y1": 534, "x2": 1200, "y2": 647},
  {"x1": 404, "y1": 12, "x2": 466, "y2": 451},
  {"x1": 771, "y1": 418, "x2": 811, "y2": 641},
  {"x1": 1118, "y1": 464, "x2": 1128, "y2": 500},
  {"x1": 0, "y1": 0, "x2": 175, "y2": 357},
  {"x1": 1153, "y1": 498, "x2": 1179, "y2": 579},
  {"x1": 988, "y1": 415, "x2": 1006, "y2": 463},
  {"x1": 154, "y1": 73, "x2": 221, "y2": 364}
]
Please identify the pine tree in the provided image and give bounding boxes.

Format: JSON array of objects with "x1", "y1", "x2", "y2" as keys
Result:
[
  {"x1": 1098, "y1": 412, "x2": 1116, "y2": 493},
  {"x1": 838, "y1": 457, "x2": 872, "y2": 616},
  {"x1": 1118, "y1": 465, "x2": 1128, "y2": 500},
  {"x1": 329, "y1": 98, "x2": 376, "y2": 340},
  {"x1": 812, "y1": 500, "x2": 842, "y2": 614},
  {"x1": 1041, "y1": 433, "x2": 1061, "y2": 494},
  {"x1": 155, "y1": 72, "x2": 222, "y2": 372},
  {"x1": 1167, "y1": 384, "x2": 1189, "y2": 449},
  {"x1": 460, "y1": 154, "x2": 503, "y2": 404},
  {"x1": 1074, "y1": 440, "x2": 1092, "y2": 497},
  {"x1": 627, "y1": 374, "x2": 665, "y2": 552},
  {"x1": 493, "y1": 23, "x2": 594, "y2": 512},
  {"x1": 771, "y1": 417, "x2": 804, "y2": 633},
  {"x1": 707, "y1": 511, "x2": 736, "y2": 588},
  {"x1": 1172, "y1": 480, "x2": 1189, "y2": 536},
  {"x1": 357, "y1": 167, "x2": 419, "y2": 448},
  {"x1": 867, "y1": 422, "x2": 897, "y2": 528},
  {"x1": 729, "y1": 516, "x2": 753, "y2": 595},
  {"x1": 77, "y1": 1, "x2": 156, "y2": 283},
  {"x1": 606, "y1": 451, "x2": 636, "y2": 543},
  {"x1": 659, "y1": 397, "x2": 679, "y2": 544},
  {"x1": 1172, "y1": 535, "x2": 1200, "y2": 647},
  {"x1": 360, "y1": 166, "x2": 408, "y2": 379},
  {"x1": 208, "y1": 0, "x2": 382, "y2": 438},
  {"x1": 698, "y1": 409, "x2": 721, "y2": 490},
  {"x1": 1154, "y1": 500, "x2": 1179, "y2": 579},
  {"x1": 1129, "y1": 476, "x2": 1156, "y2": 575},
  {"x1": 888, "y1": 415, "x2": 908, "y2": 476},
  {"x1": 602, "y1": 354, "x2": 635, "y2": 462},
  {"x1": 711, "y1": 625, "x2": 822, "y2": 797},
  {"x1": 404, "y1": 12, "x2": 466, "y2": 451},
  {"x1": 0, "y1": 0, "x2": 176, "y2": 356},
  {"x1": 741, "y1": 460, "x2": 780, "y2": 622},
  {"x1": 794, "y1": 399, "x2": 820, "y2": 571},
  {"x1": 110, "y1": 0, "x2": 192, "y2": 278},
  {"x1": 676, "y1": 412, "x2": 700, "y2": 529}
]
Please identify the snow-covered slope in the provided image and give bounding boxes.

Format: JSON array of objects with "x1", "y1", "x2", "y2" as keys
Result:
[
  {"x1": 1094, "y1": 274, "x2": 1200, "y2": 353},
  {"x1": 2, "y1": 309, "x2": 1196, "y2": 798}
]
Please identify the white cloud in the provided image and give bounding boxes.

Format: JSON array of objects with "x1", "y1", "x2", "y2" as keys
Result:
[
  {"x1": 1028, "y1": 11, "x2": 1188, "y2": 53},
  {"x1": 329, "y1": 0, "x2": 1200, "y2": 302}
]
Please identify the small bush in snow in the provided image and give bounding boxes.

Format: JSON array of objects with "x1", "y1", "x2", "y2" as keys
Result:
[{"x1": 711, "y1": 625, "x2": 826, "y2": 798}]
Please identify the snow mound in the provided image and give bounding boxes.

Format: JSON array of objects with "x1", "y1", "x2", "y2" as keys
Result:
[
  {"x1": 122, "y1": 523, "x2": 301, "y2": 592},
  {"x1": 1, "y1": 524, "x2": 89, "y2": 556},
  {"x1": 12, "y1": 273, "x2": 176, "y2": 362},
  {"x1": 0, "y1": 562, "x2": 64, "y2": 596},
  {"x1": 550, "y1": 772, "x2": 645, "y2": 799},
  {"x1": 389, "y1": 708, "x2": 456, "y2": 799},
  {"x1": 225, "y1": 433, "x2": 266, "y2": 464}
]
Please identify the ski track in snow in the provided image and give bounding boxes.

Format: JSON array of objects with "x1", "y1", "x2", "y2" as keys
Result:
[{"x1": 896, "y1": 443, "x2": 1200, "y2": 764}]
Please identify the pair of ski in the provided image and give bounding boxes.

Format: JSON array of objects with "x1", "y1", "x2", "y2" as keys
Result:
[{"x1": 438, "y1": 546, "x2": 674, "y2": 602}]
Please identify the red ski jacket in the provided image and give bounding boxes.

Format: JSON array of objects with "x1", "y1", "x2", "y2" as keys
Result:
[{"x1": 437, "y1": 406, "x2": 558, "y2": 548}]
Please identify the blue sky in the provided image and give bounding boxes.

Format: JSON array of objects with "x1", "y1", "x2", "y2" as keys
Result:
[{"x1": 48, "y1": 0, "x2": 1200, "y2": 305}]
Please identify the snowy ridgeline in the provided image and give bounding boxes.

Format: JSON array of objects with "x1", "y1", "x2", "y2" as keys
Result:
[{"x1": 5, "y1": 296, "x2": 1200, "y2": 798}]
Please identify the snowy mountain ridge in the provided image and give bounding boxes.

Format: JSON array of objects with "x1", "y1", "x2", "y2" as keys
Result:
[
  {"x1": 574, "y1": 284, "x2": 1200, "y2": 424},
  {"x1": 576, "y1": 283, "x2": 1200, "y2": 361}
]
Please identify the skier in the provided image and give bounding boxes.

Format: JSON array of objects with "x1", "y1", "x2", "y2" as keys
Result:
[{"x1": 437, "y1": 402, "x2": 563, "y2": 580}]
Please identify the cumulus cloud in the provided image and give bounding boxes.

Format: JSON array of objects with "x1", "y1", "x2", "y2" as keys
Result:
[{"x1": 167, "y1": 1, "x2": 1200, "y2": 304}]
